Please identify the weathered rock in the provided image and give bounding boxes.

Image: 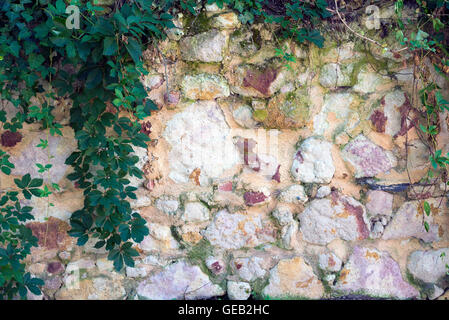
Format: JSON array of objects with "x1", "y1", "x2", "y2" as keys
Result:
[
  {"x1": 87, "y1": 277, "x2": 126, "y2": 300},
  {"x1": 382, "y1": 90, "x2": 406, "y2": 136},
  {"x1": 353, "y1": 67, "x2": 385, "y2": 93},
  {"x1": 229, "y1": 64, "x2": 291, "y2": 98},
  {"x1": 382, "y1": 201, "x2": 440, "y2": 243},
  {"x1": 227, "y1": 281, "x2": 251, "y2": 300},
  {"x1": 155, "y1": 197, "x2": 180, "y2": 215},
  {"x1": 291, "y1": 137, "x2": 335, "y2": 183},
  {"x1": 365, "y1": 190, "x2": 393, "y2": 217},
  {"x1": 233, "y1": 256, "x2": 267, "y2": 282},
  {"x1": 243, "y1": 189, "x2": 270, "y2": 206},
  {"x1": 139, "y1": 223, "x2": 179, "y2": 252},
  {"x1": 278, "y1": 184, "x2": 308, "y2": 204},
  {"x1": 10, "y1": 132, "x2": 76, "y2": 183},
  {"x1": 182, "y1": 202, "x2": 210, "y2": 222},
  {"x1": 407, "y1": 248, "x2": 449, "y2": 284},
  {"x1": 299, "y1": 193, "x2": 370, "y2": 245},
  {"x1": 318, "y1": 252, "x2": 342, "y2": 272},
  {"x1": 163, "y1": 101, "x2": 239, "y2": 185},
  {"x1": 180, "y1": 30, "x2": 227, "y2": 62},
  {"x1": 272, "y1": 206, "x2": 298, "y2": 249},
  {"x1": 262, "y1": 90, "x2": 310, "y2": 129},
  {"x1": 181, "y1": 73, "x2": 230, "y2": 100},
  {"x1": 262, "y1": 257, "x2": 324, "y2": 299},
  {"x1": 334, "y1": 246, "x2": 419, "y2": 299},
  {"x1": 203, "y1": 210, "x2": 276, "y2": 249},
  {"x1": 136, "y1": 260, "x2": 224, "y2": 299},
  {"x1": 313, "y1": 92, "x2": 359, "y2": 135},
  {"x1": 342, "y1": 135, "x2": 397, "y2": 178},
  {"x1": 211, "y1": 12, "x2": 240, "y2": 29},
  {"x1": 316, "y1": 186, "x2": 331, "y2": 198},
  {"x1": 232, "y1": 105, "x2": 257, "y2": 128},
  {"x1": 319, "y1": 63, "x2": 353, "y2": 88}
]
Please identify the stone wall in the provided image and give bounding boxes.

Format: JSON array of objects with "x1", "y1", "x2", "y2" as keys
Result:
[{"x1": 2, "y1": 2, "x2": 449, "y2": 300}]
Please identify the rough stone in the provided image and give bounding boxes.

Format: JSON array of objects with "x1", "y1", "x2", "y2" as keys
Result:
[
  {"x1": 10, "y1": 132, "x2": 76, "y2": 183},
  {"x1": 163, "y1": 101, "x2": 239, "y2": 185},
  {"x1": 136, "y1": 260, "x2": 224, "y2": 299},
  {"x1": 233, "y1": 256, "x2": 267, "y2": 282},
  {"x1": 227, "y1": 281, "x2": 251, "y2": 300},
  {"x1": 407, "y1": 248, "x2": 449, "y2": 284},
  {"x1": 365, "y1": 190, "x2": 393, "y2": 217},
  {"x1": 211, "y1": 12, "x2": 240, "y2": 29},
  {"x1": 318, "y1": 252, "x2": 342, "y2": 272},
  {"x1": 342, "y1": 135, "x2": 397, "y2": 178},
  {"x1": 232, "y1": 105, "x2": 257, "y2": 128},
  {"x1": 299, "y1": 193, "x2": 370, "y2": 245},
  {"x1": 353, "y1": 67, "x2": 385, "y2": 94},
  {"x1": 182, "y1": 202, "x2": 210, "y2": 222},
  {"x1": 180, "y1": 30, "x2": 227, "y2": 62},
  {"x1": 313, "y1": 92, "x2": 358, "y2": 135},
  {"x1": 181, "y1": 73, "x2": 230, "y2": 100},
  {"x1": 383, "y1": 90, "x2": 406, "y2": 136},
  {"x1": 291, "y1": 137, "x2": 335, "y2": 183},
  {"x1": 382, "y1": 201, "x2": 440, "y2": 243},
  {"x1": 278, "y1": 184, "x2": 308, "y2": 204},
  {"x1": 316, "y1": 186, "x2": 331, "y2": 198},
  {"x1": 319, "y1": 63, "x2": 353, "y2": 88},
  {"x1": 139, "y1": 223, "x2": 179, "y2": 252},
  {"x1": 155, "y1": 197, "x2": 180, "y2": 215},
  {"x1": 203, "y1": 209, "x2": 276, "y2": 249},
  {"x1": 334, "y1": 246, "x2": 419, "y2": 299},
  {"x1": 262, "y1": 257, "x2": 324, "y2": 299}
]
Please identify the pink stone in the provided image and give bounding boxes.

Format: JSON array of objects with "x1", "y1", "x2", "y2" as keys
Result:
[
  {"x1": 218, "y1": 181, "x2": 233, "y2": 192},
  {"x1": 366, "y1": 190, "x2": 393, "y2": 216},
  {"x1": 342, "y1": 135, "x2": 397, "y2": 178}
]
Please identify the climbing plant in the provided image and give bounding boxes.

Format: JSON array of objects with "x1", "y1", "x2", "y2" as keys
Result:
[
  {"x1": 0, "y1": 0, "x2": 334, "y2": 299},
  {"x1": 393, "y1": 0, "x2": 449, "y2": 228},
  {"x1": 4, "y1": 0, "x2": 446, "y2": 300}
]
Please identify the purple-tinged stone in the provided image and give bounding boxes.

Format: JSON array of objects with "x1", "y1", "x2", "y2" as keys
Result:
[
  {"x1": 342, "y1": 135, "x2": 397, "y2": 178},
  {"x1": 335, "y1": 246, "x2": 419, "y2": 299}
]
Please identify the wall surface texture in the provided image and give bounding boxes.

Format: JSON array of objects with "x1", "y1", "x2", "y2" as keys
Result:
[{"x1": 2, "y1": 2, "x2": 449, "y2": 300}]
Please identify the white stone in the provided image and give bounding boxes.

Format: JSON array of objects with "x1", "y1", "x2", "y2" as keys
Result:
[
  {"x1": 182, "y1": 202, "x2": 210, "y2": 222},
  {"x1": 136, "y1": 260, "x2": 224, "y2": 299},
  {"x1": 203, "y1": 210, "x2": 276, "y2": 250},
  {"x1": 382, "y1": 201, "x2": 439, "y2": 243},
  {"x1": 232, "y1": 105, "x2": 257, "y2": 128},
  {"x1": 319, "y1": 63, "x2": 352, "y2": 88},
  {"x1": 262, "y1": 257, "x2": 324, "y2": 299},
  {"x1": 272, "y1": 206, "x2": 294, "y2": 226},
  {"x1": 155, "y1": 198, "x2": 179, "y2": 215},
  {"x1": 342, "y1": 134, "x2": 397, "y2": 178},
  {"x1": 163, "y1": 101, "x2": 239, "y2": 186},
  {"x1": 180, "y1": 30, "x2": 228, "y2": 63},
  {"x1": 227, "y1": 281, "x2": 251, "y2": 300},
  {"x1": 316, "y1": 186, "x2": 331, "y2": 198},
  {"x1": 139, "y1": 223, "x2": 179, "y2": 252},
  {"x1": 291, "y1": 137, "x2": 335, "y2": 183},
  {"x1": 353, "y1": 67, "x2": 384, "y2": 93},
  {"x1": 407, "y1": 248, "x2": 449, "y2": 284},
  {"x1": 318, "y1": 252, "x2": 342, "y2": 272},
  {"x1": 383, "y1": 90, "x2": 406, "y2": 136},
  {"x1": 334, "y1": 246, "x2": 419, "y2": 299},
  {"x1": 299, "y1": 195, "x2": 370, "y2": 245},
  {"x1": 277, "y1": 184, "x2": 308, "y2": 204},
  {"x1": 181, "y1": 73, "x2": 230, "y2": 100},
  {"x1": 234, "y1": 257, "x2": 266, "y2": 282}
]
